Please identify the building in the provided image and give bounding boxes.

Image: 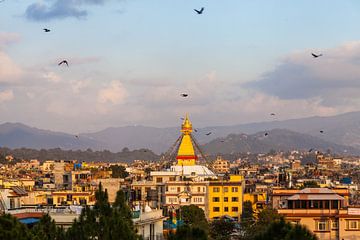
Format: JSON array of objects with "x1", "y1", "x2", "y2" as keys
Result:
[
  {"x1": 212, "y1": 156, "x2": 230, "y2": 173},
  {"x1": 208, "y1": 175, "x2": 243, "y2": 220},
  {"x1": 276, "y1": 188, "x2": 360, "y2": 240}
]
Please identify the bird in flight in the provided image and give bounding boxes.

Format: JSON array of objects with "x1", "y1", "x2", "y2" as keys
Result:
[
  {"x1": 58, "y1": 60, "x2": 68, "y2": 66},
  {"x1": 270, "y1": 113, "x2": 276, "y2": 116},
  {"x1": 311, "y1": 53, "x2": 322, "y2": 58},
  {"x1": 264, "y1": 132, "x2": 269, "y2": 136},
  {"x1": 205, "y1": 132, "x2": 212, "y2": 136},
  {"x1": 180, "y1": 93, "x2": 188, "y2": 97},
  {"x1": 43, "y1": 28, "x2": 51, "y2": 32},
  {"x1": 319, "y1": 130, "x2": 324, "y2": 134},
  {"x1": 194, "y1": 129, "x2": 198, "y2": 132},
  {"x1": 194, "y1": 7, "x2": 204, "y2": 14},
  {"x1": 75, "y1": 135, "x2": 79, "y2": 139},
  {"x1": 220, "y1": 140, "x2": 225, "y2": 143},
  {"x1": 180, "y1": 117, "x2": 185, "y2": 120},
  {"x1": 308, "y1": 148, "x2": 314, "y2": 152}
]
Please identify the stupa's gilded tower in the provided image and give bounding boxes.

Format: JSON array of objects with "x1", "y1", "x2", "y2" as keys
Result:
[{"x1": 176, "y1": 114, "x2": 197, "y2": 166}]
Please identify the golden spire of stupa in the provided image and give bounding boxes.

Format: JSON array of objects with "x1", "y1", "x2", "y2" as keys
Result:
[{"x1": 177, "y1": 114, "x2": 197, "y2": 166}]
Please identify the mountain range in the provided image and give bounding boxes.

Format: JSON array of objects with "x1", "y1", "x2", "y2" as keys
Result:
[{"x1": 1, "y1": 111, "x2": 360, "y2": 155}]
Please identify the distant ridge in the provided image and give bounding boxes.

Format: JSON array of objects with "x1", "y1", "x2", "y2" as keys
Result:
[
  {"x1": 202, "y1": 129, "x2": 360, "y2": 155},
  {"x1": 1, "y1": 111, "x2": 360, "y2": 154}
]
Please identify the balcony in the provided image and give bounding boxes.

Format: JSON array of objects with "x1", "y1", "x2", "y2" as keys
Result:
[
  {"x1": 132, "y1": 209, "x2": 165, "y2": 225},
  {"x1": 278, "y1": 208, "x2": 340, "y2": 216}
]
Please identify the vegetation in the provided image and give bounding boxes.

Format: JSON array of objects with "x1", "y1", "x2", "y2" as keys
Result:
[
  {"x1": 302, "y1": 181, "x2": 320, "y2": 188},
  {"x1": 0, "y1": 147, "x2": 159, "y2": 163},
  {"x1": 109, "y1": 165, "x2": 129, "y2": 178},
  {"x1": 0, "y1": 183, "x2": 139, "y2": 240},
  {"x1": 209, "y1": 217, "x2": 236, "y2": 240}
]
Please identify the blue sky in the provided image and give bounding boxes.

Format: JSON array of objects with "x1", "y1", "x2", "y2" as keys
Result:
[{"x1": 1, "y1": 0, "x2": 360, "y2": 133}]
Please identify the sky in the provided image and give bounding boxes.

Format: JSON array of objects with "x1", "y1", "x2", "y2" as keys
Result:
[{"x1": 1, "y1": 0, "x2": 360, "y2": 133}]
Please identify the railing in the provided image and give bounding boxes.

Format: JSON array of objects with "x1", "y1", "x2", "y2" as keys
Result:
[
  {"x1": 6, "y1": 206, "x2": 79, "y2": 215},
  {"x1": 278, "y1": 209, "x2": 340, "y2": 215}
]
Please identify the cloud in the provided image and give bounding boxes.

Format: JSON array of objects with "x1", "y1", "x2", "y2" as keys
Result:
[
  {"x1": 0, "y1": 32, "x2": 21, "y2": 46},
  {"x1": 0, "y1": 52, "x2": 22, "y2": 83},
  {"x1": 43, "y1": 71, "x2": 61, "y2": 83},
  {"x1": 0, "y1": 90, "x2": 14, "y2": 103},
  {"x1": 25, "y1": 0, "x2": 108, "y2": 21},
  {"x1": 97, "y1": 80, "x2": 127, "y2": 105},
  {"x1": 245, "y1": 41, "x2": 360, "y2": 107}
]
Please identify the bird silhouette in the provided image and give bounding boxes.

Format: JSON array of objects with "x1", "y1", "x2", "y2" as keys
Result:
[
  {"x1": 180, "y1": 93, "x2": 188, "y2": 97},
  {"x1": 206, "y1": 132, "x2": 212, "y2": 136},
  {"x1": 180, "y1": 117, "x2": 185, "y2": 120},
  {"x1": 58, "y1": 60, "x2": 68, "y2": 66},
  {"x1": 220, "y1": 140, "x2": 225, "y2": 143},
  {"x1": 308, "y1": 148, "x2": 314, "y2": 152},
  {"x1": 264, "y1": 132, "x2": 269, "y2": 136},
  {"x1": 270, "y1": 113, "x2": 276, "y2": 116},
  {"x1": 43, "y1": 28, "x2": 51, "y2": 32},
  {"x1": 320, "y1": 130, "x2": 324, "y2": 134},
  {"x1": 194, "y1": 7, "x2": 204, "y2": 14},
  {"x1": 312, "y1": 53, "x2": 322, "y2": 58},
  {"x1": 75, "y1": 135, "x2": 79, "y2": 139},
  {"x1": 194, "y1": 129, "x2": 198, "y2": 132}
]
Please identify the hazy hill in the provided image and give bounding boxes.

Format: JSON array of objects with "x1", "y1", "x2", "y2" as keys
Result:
[
  {"x1": 202, "y1": 129, "x2": 360, "y2": 155},
  {"x1": 1, "y1": 111, "x2": 360, "y2": 154},
  {"x1": 0, "y1": 122, "x2": 103, "y2": 150}
]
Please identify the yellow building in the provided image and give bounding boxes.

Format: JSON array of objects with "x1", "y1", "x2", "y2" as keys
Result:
[
  {"x1": 243, "y1": 191, "x2": 267, "y2": 213},
  {"x1": 51, "y1": 191, "x2": 95, "y2": 206},
  {"x1": 208, "y1": 175, "x2": 244, "y2": 221}
]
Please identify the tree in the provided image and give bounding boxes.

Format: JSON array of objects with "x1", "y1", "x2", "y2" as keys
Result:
[
  {"x1": 110, "y1": 165, "x2": 129, "y2": 178},
  {"x1": 253, "y1": 218, "x2": 318, "y2": 240},
  {"x1": 168, "y1": 224, "x2": 207, "y2": 240},
  {"x1": 66, "y1": 184, "x2": 139, "y2": 240},
  {"x1": 302, "y1": 181, "x2": 320, "y2": 188},
  {"x1": 0, "y1": 214, "x2": 31, "y2": 240},
  {"x1": 181, "y1": 205, "x2": 208, "y2": 233},
  {"x1": 209, "y1": 217, "x2": 236, "y2": 240},
  {"x1": 240, "y1": 200, "x2": 254, "y2": 239},
  {"x1": 31, "y1": 214, "x2": 65, "y2": 240}
]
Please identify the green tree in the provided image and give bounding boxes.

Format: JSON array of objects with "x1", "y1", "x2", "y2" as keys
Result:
[
  {"x1": 31, "y1": 214, "x2": 65, "y2": 240},
  {"x1": 209, "y1": 217, "x2": 235, "y2": 240},
  {"x1": 253, "y1": 218, "x2": 318, "y2": 240},
  {"x1": 110, "y1": 165, "x2": 129, "y2": 178},
  {"x1": 66, "y1": 184, "x2": 139, "y2": 240},
  {"x1": 168, "y1": 224, "x2": 207, "y2": 240},
  {"x1": 0, "y1": 214, "x2": 31, "y2": 240},
  {"x1": 181, "y1": 205, "x2": 209, "y2": 233},
  {"x1": 302, "y1": 181, "x2": 320, "y2": 188}
]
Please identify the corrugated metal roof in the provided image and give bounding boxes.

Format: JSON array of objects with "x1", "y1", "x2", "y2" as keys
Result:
[
  {"x1": 288, "y1": 194, "x2": 344, "y2": 201},
  {"x1": 299, "y1": 188, "x2": 334, "y2": 194},
  {"x1": 11, "y1": 186, "x2": 28, "y2": 196}
]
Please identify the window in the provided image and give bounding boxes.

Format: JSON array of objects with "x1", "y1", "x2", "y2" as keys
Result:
[
  {"x1": 347, "y1": 220, "x2": 359, "y2": 230},
  {"x1": 169, "y1": 177, "x2": 176, "y2": 181},
  {"x1": 231, "y1": 207, "x2": 238, "y2": 212},
  {"x1": 231, "y1": 187, "x2": 238, "y2": 192},
  {"x1": 316, "y1": 220, "x2": 328, "y2": 231},
  {"x1": 223, "y1": 187, "x2": 228, "y2": 192},
  {"x1": 156, "y1": 177, "x2": 162, "y2": 183},
  {"x1": 213, "y1": 207, "x2": 220, "y2": 212},
  {"x1": 231, "y1": 197, "x2": 239, "y2": 202},
  {"x1": 224, "y1": 207, "x2": 229, "y2": 212},
  {"x1": 198, "y1": 187, "x2": 201, "y2": 192},
  {"x1": 213, "y1": 197, "x2": 220, "y2": 202},
  {"x1": 332, "y1": 220, "x2": 338, "y2": 229},
  {"x1": 194, "y1": 197, "x2": 202, "y2": 203},
  {"x1": 224, "y1": 197, "x2": 228, "y2": 202},
  {"x1": 213, "y1": 187, "x2": 220, "y2": 192},
  {"x1": 177, "y1": 187, "x2": 181, "y2": 192}
]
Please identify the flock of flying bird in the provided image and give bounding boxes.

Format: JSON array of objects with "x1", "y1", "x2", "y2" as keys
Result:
[{"x1": 3, "y1": 3, "x2": 327, "y2": 153}]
